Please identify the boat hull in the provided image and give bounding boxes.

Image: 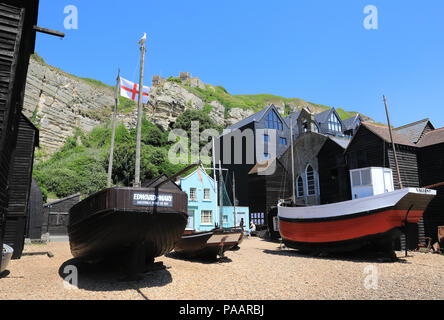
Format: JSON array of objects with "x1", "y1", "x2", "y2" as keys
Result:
[
  {"x1": 174, "y1": 229, "x2": 242, "y2": 259},
  {"x1": 68, "y1": 187, "x2": 188, "y2": 263},
  {"x1": 278, "y1": 188, "x2": 436, "y2": 253}
]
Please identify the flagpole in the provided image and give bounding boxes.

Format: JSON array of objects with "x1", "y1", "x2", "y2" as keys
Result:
[
  {"x1": 107, "y1": 69, "x2": 120, "y2": 188},
  {"x1": 135, "y1": 35, "x2": 146, "y2": 187}
]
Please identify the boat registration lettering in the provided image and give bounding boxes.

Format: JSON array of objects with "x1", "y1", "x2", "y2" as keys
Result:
[
  {"x1": 415, "y1": 188, "x2": 433, "y2": 194},
  {"x1": 133, "y1": 193, "x2": 173, "y2": 207}
]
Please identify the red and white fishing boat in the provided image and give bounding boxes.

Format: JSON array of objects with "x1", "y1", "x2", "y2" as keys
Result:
[
  {"x1": 278, "y1": 98, "x2": 437, "y2": 255},
  {"x1": 278, "y1": 187, "x2": 436, "y2": 253}
]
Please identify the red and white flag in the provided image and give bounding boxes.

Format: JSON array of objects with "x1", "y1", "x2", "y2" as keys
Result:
[{"x1": 120, "y1": 77, "x2": 150, "y2": 104}]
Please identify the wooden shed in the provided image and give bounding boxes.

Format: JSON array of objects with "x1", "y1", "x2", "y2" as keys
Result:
[
  {"x1": 0, "y1": 0, "x2": 40, "y2": 265},
  {"x1": 42, "y1": 194, "x2": 81, "y2": 237},
  {"x1": 345, "y1": 122, "x2": 421, "y2": 250},
  {"x1": 417, "y1": 128, "x2": 444, "y2": 244},
  {"x1": 317, "y1": 136, "x2": 351, "y2": 204},
  {"x1": 26, "y1": 179, "x2": 43, "y2": 240},
  {"x1": 345, "y1": 122, "x2": 420, "y2": 189},
  {"x1": 247, "y1": 158, "x2": 291, "y2": 230},
  {"x1": 4, "y1": 113, "x2": 38, "y2": 258}
]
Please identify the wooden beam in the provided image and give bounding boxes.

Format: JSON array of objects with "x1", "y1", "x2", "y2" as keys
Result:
[{"x1": 33, "y1": 26, "x2": 65, "y2": 38}]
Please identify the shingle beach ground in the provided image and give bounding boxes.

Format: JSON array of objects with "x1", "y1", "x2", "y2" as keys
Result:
[{"x1": 1, "y1": 237, "x2": 443, "y2": 300}]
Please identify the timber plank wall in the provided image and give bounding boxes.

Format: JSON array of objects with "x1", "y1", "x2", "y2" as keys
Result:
[
  {"x1": 42, "y1": 194, "x2": 80, "y2": 236},
  {"x1": 5, "y1": 114, "x2": 37, "y2": 258},
  {"x1": 0, "y1": 0, "x2": 39, "y2": 261},
  {"x1": 418, "y1": 142, "x2": 444, "y2": 243},
  {"x1": 318, "y1": 139, "x2": 351, "y2": 204}
]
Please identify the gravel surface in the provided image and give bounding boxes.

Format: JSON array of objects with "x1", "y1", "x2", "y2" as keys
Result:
[{"x1": 1, "y1": 237, "x2": 443, "y2": 300}]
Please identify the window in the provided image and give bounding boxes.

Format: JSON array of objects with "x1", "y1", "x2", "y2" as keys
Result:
[
  {"x1": 203, "y1": 188, "x2": 210, "y2": 200},
  {"x1": 306, "y1": 165, "x2": 316, "y2": 196},
  {"x1": 250, "y1": 212, "x2": 265, "y2": 225},
  {"x1": 327, "y1": 113, "x2": 342, "y2": 132},
  {"x1": 303, "y1": 120, "x2": 308, "y2": 133},
  {"x1": 264, "y1": 153, "x2": 270, "y2": 160},
  {"x1": 280, "y1": 137, "x2": 287, "y2": 145},
  {"x1": 201, "y1": 210, "x2": 213, "y2": 225},
  {"x1": 265, "y1": 111, "x2": 283, "y2": 130},
  {"x1": 296, "y1": 176, "x2": 304, "y2": 197},
  {"x1": 264, "y1": 134, "x2": 269, "y2": 143},
  {"x1": 189, "y1": 188, "x2": 197, "y2": 201},
  {"x1": 352, "y1": 169, "x2": 372, "y2": 186}
]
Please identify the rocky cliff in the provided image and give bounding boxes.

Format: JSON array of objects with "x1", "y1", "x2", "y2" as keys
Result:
[
  {"x1": 23, "y1": 55, "x2": 367, "y2": 155},
  {"x1": 23, "y1": 57, "x2": 115, "y2": 154},
  {"x1": 23, "y1": 56, "x2": 253, "y2": 154}
]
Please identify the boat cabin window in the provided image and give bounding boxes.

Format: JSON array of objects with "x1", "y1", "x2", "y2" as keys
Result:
[{"x1": 351, "y1": 169, "x2": 372, "y2": 186}]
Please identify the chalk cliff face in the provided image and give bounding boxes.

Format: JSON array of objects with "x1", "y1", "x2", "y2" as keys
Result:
[
  {"x1": 23, "y1": 57, "x2": 237, "y2": 154},
  {"x1": 23, "y1": 58, "x2": 115, "y2": 155},
  {"x1": 23, "y1": 55, "x2": 370, "y2": 156}
]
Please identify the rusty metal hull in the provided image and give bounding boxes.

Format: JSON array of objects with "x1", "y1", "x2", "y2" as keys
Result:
[{"x1": 68, "y1": 187, "x2": 188, "y2": 262}]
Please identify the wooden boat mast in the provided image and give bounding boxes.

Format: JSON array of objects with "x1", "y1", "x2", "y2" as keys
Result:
[
  {"x1": 134, "y1": 35, "x2": 146, "y2": 188},
  {"x1": 232, "y1": 171, "x2": 237, "y2": 227},
  {"x1": 218, "y1": 160, "x2": 224, "y2": 229},
  {"x1": 107, "y1": 69, "x2": 120, "y2": 188},
  {"x1": 383, "y1": 95, "x2": 403, "y2": 189}
]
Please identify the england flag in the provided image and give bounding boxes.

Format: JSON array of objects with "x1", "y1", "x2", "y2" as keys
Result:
[{"x1": 120, "y1": 77, "x2": 150, "y2": 104}]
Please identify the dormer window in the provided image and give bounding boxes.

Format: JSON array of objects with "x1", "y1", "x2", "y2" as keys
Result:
[
  {"x1": 328, "y1": 113, "x2": 342, "y2": 132},
  {"x1": 265, "y1": 111, "x2": 283, "y2": 130}
]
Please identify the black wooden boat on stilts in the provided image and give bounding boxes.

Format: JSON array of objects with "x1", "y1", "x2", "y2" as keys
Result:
[
  {"x1": 67, "y1": 34, "x2": 200, "y2": 275},
  {"x1": 68, "y1": 186, "x2": 188, "y2": 264}
]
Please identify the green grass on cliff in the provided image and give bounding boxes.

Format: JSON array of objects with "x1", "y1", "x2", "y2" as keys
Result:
[
  {"x1": 182, "y1": 83, "x2": 363, "y2": 120},
  {"x1": 31, "y1": 52, "x2": 371, "y2": 122},
  {"x1": 31, "y1": 53, "x2": 114, "y2": 91},
  {"x1": 33, "y1": 110, "x2": 220, "y2": 200}
]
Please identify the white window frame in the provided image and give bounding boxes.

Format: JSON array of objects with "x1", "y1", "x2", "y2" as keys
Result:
[
  {"x1": 189, "y1": 188, "x2": 197, "y2": 201},
  {"x1": 305, "y1": 164, "x2": 319, "y2": 196},
  {"x1": 296, "y1": 176, "x2": 304, "y2": 197},
  {"x1": 201, "y1": 210, "x2": 213, "y2": 225},
  {"x1": 203, "y1": 188, "x2": 211, "y2": 201}
]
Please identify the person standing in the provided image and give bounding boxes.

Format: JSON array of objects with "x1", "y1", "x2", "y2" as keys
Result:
[{"x1": 249, "y1": 221, "x2": 256, "y2": 236}]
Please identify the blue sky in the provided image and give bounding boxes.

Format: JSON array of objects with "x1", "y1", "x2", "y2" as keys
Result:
[{"x1": 35, "y1": 0, "x2": 444, "y2": 128}]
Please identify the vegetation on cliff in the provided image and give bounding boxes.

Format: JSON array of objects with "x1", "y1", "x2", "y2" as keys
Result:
[{"x1": 33, "y1": 110, "x2": 220, "y2": 200}]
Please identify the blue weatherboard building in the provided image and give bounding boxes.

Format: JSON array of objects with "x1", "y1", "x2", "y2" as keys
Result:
[{"x1": 179, "y1": 168, "x2": 249, "y2": 232}]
